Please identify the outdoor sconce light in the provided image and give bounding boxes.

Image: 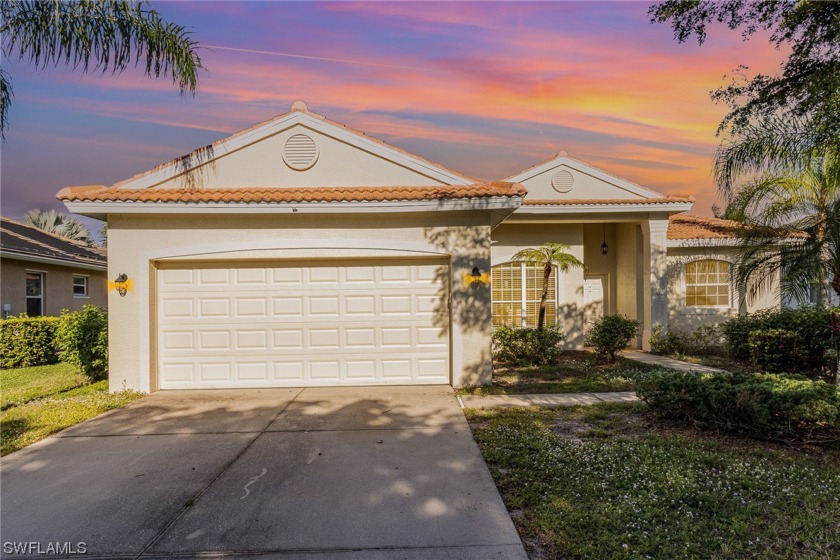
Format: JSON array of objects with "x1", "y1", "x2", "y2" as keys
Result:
[
  {"x1": 113, "y1": 273, "x2": 130, "y2": 297},
  {"x1": 600, "y1": 223, "x2": 609, "y2": 256},
  {"x1": 464, "y1": 266, "x2": 489, "y2": 287}
]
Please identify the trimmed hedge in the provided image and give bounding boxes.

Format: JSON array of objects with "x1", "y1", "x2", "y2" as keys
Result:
[
  {"x1": 720, "y1": 307, "x2": 837, "y2": 371},
  {"x1": 56, "y1": 305, "x2": 108, "y2": 381},
  {"x1": 0, "y1": 315, "x2": 60, "y2": 368},
  {"x1": 493, "y1": 325, "x2": 565, "y2": 366},
  {"x1": 637, "y1": 369, "x2": 840, "y2": 443},
  {"x1": 649, "y1": 324, "x2": 725, "y2": 356},
  {"x1": 588, "y1": 314, "x2": 640, "y2": 362},
  {"x1": 748, "y1": 329, "x2": 803, "y2": 373}
]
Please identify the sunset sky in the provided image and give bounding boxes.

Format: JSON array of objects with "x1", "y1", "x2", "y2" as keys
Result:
[{"x1": 1, "y1": 1, "x2": 787, "y2": 230}]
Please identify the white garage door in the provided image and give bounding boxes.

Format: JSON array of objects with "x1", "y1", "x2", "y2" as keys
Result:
[{"x1": 156, "y1": 259, "x2": 450, "y2": 389}]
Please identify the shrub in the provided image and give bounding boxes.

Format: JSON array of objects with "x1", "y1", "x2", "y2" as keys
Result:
[
  {"x1": 588, "y1": 314, "x2": 640, "y2": 362},
  {"x1": 493, "y1": 325, "x2": 564, "y2": 366},
  {"x1": 748, "y1": 329, "x2": 804, "y2": 373},
  {"x1": 0, "y1": 315, "x2": 59, "y2": 368},
  {"x1": 637, "y1": 369, "x2": 840, "y2": 443},
  {"x1": 721, "y1": 307, "x2": 836, "y2": 370},
  {"x1": 55, "y1": 305, "x2": 108, "y2": 381},
  {"x1": 649, "y1": 324, "x2": 724, "y2": 356}
]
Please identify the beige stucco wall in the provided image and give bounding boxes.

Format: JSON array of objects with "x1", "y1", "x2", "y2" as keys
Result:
[
  {"x1": 106, "y1": 211, "x2": 493, "y2": 392},
  {"x1": 514, "y1": 164, "x2": 645, "y2": 201},
  {"x1": 490, "y1": 222, "x2": 586, "y2": 348},
  {"x1": 0, "y1": 257, "x2": 107, "y2": 316},
  {"x1": 666, "y1": 246, "x2": 781, "y2": 332},
  {"x1": 145, "y1": 123, "x2": 450, "y2": 190}
]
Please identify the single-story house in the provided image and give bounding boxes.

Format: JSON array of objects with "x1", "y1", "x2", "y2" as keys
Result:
[
  {"x1": 58, "y1": 101, "x2": 781, "y2": 392},
  {"x1": 0, "y1": 217, "x2": 107, "y2": 317}
]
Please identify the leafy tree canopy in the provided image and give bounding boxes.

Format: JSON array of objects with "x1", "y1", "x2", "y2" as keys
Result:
[{"x1": 650, "y1": 0, "x2": 840, "y2": 152}]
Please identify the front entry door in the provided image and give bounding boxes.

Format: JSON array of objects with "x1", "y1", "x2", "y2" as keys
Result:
[{"x1": 583, "y1": 276, "x2": 605, "y2": 335}]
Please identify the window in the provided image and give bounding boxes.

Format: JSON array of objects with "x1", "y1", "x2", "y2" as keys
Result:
[
  {"x1": 685, "y1": 260, "x2": 730, "y2": 307},
  {"x1": 73, "y1": 276, "x2": 89, "y2": 297},
  {"x1": 491, "y1": 262, "x2": 557, "y2": 327},
  {"x1": 26, "y1": 272, "x2": 44, "y2": 316}
]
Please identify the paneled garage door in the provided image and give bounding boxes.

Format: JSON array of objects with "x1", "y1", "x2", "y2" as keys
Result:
[{"x1": 156, "y1": 259, "x2": 450, "y2": 389}]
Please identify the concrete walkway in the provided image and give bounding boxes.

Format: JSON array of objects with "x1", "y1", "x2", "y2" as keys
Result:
[
  {"x1": 459, "y1": 391, "x2": 638, "y2": 410},
  {"x1": 623, "y1": 350, "x2": 726, "y2": 373}
]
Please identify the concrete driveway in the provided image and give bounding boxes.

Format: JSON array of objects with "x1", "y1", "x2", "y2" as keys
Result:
[{"x1": 1, "y1": 387, "x2": 526, "y2": 559}]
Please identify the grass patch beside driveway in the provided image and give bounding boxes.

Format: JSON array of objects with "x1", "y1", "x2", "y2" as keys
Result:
[
  {"x1": 459, "y1": 351, "x2": 652, "y2": 395},
  {"x1": 466, "y1": 403, "x2": 840, "y2": 560},
  {"x1": 1, "y1": 364, "x2": 143, "y2": 456}
]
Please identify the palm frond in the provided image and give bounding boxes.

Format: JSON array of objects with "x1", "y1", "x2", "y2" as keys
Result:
[
  {"x1": 714, "y1": 115, "x2": 818, "y2": 196},
  {"x1": 0, "y1": 0, "x2": 202, "y2": 136}
]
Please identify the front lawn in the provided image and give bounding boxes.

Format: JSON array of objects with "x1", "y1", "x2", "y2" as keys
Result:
[
  {"x1": 1, "y1": 364, "x2": 143, "y2": 456},
  {"x1": 458, "y1": 351, "x2": 653, "y2": 395},
  {"x1": 467, "y1": 403, "x2": 840, "y2": 559}
]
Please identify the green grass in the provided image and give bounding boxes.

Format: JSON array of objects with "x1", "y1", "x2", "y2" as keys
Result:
[
  {"x1": 1, "y1": 364, "x2": 143, "y2": 456},
  {"x1": 667, "y1": 353, "x2": 759, "y2": 374},
  {"x1": 467, "y1": 403, "x2": 840, "y2": 560},
  {"x1": 1, "y1": 362, "x2": 88, "y2": 409},
  {"x1": 458, "y1": 352, "x2": 654, "y2": 395}
]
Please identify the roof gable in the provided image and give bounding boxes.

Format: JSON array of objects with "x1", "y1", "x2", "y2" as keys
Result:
[
  {"x1": 114, "y1": 102, "x2": 474, "y2": 191},
  {"x1": 505, "y1": 153, "x2": 665, "y2": 201}
]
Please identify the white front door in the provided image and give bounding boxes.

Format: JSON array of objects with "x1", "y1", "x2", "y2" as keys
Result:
[
  {"x1": 156, "y1": 259, "x2": 450, "y2": 389},
  {"x1": 583, "y1": 276, "x2": 605, "y2": 334}
]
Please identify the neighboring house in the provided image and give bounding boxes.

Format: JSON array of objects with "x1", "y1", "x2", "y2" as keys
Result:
[
  {"x1": 58, "y1": 102, "x2": 780, "y2": 392},
  {"x1": 0, "y1": 217, "x2": 107, "y2": 317}
]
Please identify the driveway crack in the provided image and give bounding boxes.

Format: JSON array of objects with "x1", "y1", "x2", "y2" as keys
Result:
[{"x1": 133, "y1": 388, "x2": 304, "y2": 560}]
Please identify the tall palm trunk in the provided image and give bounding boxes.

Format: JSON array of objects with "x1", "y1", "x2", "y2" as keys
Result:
[{"x1": 538, "y1": 263, "x2": 551, "y2": 329}]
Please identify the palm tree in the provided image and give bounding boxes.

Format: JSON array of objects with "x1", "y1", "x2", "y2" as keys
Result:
[
  {"x1": 716, "y1": 116, "x2": 840, "y2": 304},
  {"x1": 512, "y1": 242, "x2": 584, "y2": 329},
  {"x1": 24, "y1": 208, "x2": 95, "y2": 246},
  {"x1": 0, "y1": 0, "x2": 202, "y2": 137}
]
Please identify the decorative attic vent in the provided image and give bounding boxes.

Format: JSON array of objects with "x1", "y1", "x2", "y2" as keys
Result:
[
  {"x1": 283, "y1": 134, "x2": 319, "y2": 171},
  {"x1": 551, "y1": 169, "x2": 574, "y2": 193}
]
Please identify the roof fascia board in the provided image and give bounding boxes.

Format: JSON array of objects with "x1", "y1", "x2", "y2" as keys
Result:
[
  {"x1": 508, "y1": 156, "x2": 664, "y2": 199},
  {"x1": 117, "y1": 112, "x2": 472, "y2": 190},
  {"x1": 515, "y1": 202, "x2": 693, "y2": 214},
  {"x1": 64, "y1": 196, "x2": 524, "y2": 217},
  {"x1": 1, "y1": 250, "x2": 106, "y2": 271}
]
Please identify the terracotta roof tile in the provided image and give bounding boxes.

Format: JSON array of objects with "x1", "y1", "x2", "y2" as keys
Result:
[
  {"x1": 57, "y1": 182, "x2": 527, "y2": 204},
  {"x1": 522, "y1": 196, "x2": 694, "y2": 206},
  {"x1": 667, "y1": 214, "x2": 741, "y2": 240}
]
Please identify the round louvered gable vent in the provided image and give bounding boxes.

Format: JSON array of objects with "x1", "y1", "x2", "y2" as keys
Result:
[
  {"x1": 551, "y1": 169, "x2": 574, "y2": 193},
  {"x1": 283, "y1": 134, "x2": 319, "y2": 171}
]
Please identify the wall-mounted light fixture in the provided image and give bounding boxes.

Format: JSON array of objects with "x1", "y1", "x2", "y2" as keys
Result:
[
  {"x1": 600, "y1": 223, "x2": 609, "y2": 257},
  {"x1": 463, "y1": 266, "x2": 489, "y2": 287},
  {"x1": 113, "y1": 273, "x2": 130, "y2": 297}
]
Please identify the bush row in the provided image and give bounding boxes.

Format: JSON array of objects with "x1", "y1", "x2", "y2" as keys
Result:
[
  {"x1": 720, "y1": 306, "x2": 837, "y2": 370},
  {"x1": 0, "y1": 316, "x2": 60, "y2": 368},
  {"x1": 0, "y1": 305, "x2": 108, "y2": 381},
  {"x1": 637, "y1": 369, "x2": 840, "y2": 444}
]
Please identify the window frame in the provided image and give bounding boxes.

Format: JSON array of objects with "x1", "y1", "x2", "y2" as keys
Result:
[
  {"x1": 491, "y1": 261, "x2": 560, "y2": 328},
  {"x1": 683, "y1": 259, "x2": 732, "y2": 309},
  {"x1": 72, "y1": 275, "x2": 89, "y2": 298},
  {"x1": 25, "y1": 271, "x2": 45, "y2": 317}
]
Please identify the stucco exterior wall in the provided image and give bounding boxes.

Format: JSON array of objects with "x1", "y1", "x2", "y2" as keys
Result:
[
  {"x1": 490, "y1": 222, "x2": 586, "y2": 348},
  {"x1": 515, "y1": 164, "x2": 645, "y2": 201},
  {"x1": 614, "y1": 223, "x2": 639, "y2": 320},
  {"x1": 666, "y1": 246, "x2": 781, "y2": 332},
  {"x1": 0, "y1": 257, "x2": 107, "y2": 317},
  {"x1": 106, "y1": 211, "x2": 493, "y2": 392},
  {"x1": 146, "y1": 124, "x2": 450, "y2": 190}
]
